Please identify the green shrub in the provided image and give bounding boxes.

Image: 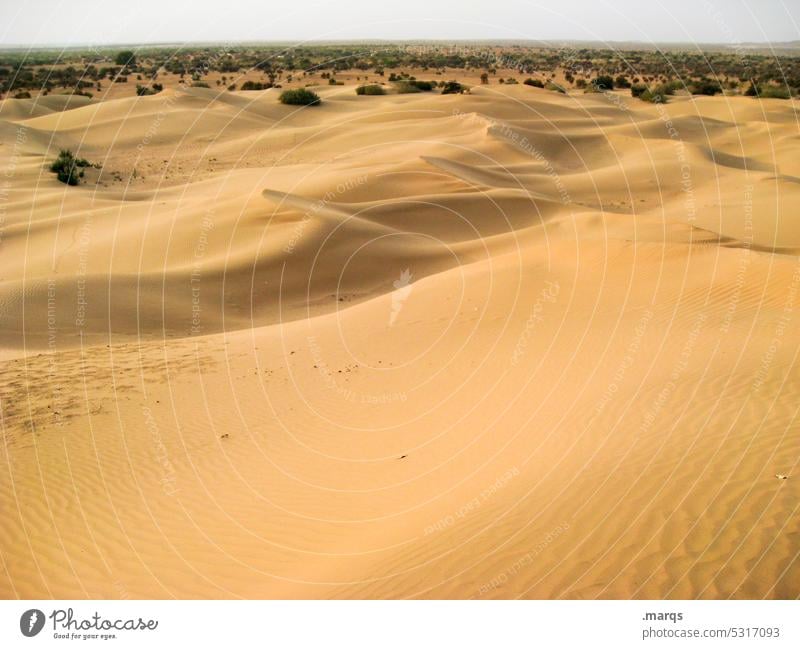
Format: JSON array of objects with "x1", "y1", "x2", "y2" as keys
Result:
[
  {"x1": 279, "y1": 88, "x2": 321, "y2": 106},
  {"x1": 631, "y1": 83, "x2": 648, "y2": 98},
  {"x1": 440, "y1": 81, "x2": 464, "y2": 94},
  {"x1": 408, "y1": 79, "x2": 434, "y2": 91},
  {"x1": 13, "y1": 90, "x2": 32, "y2": 99},
  {"x1": 639, "y1": 88, "x2": 667, "y2": 104},
  {"x1": 135, "y1": 83, "x2": 162, "y2": 96},
  {"x1": 757, "y1": 85, "x2": 791, "y2": 99},
  {"x1": 523, "y1": 78, "x2": 544, "y2": 88},
  {"x1": 241, "y1": 80, "x2": 272, "y2": 90},
  {"x1": 615, "y1": 75, "x2": 631, "y2": 89},
  {"x1": 191, "y1": 81, "x2": 210, "y2": 88},
  {"x1": 689, "y1": 78, "x2": 722, "y2": 95},
  {"x1": 114, "y1": 50, "x2": 136, "y2": 67},
  {"x1": 394, "y1": 80, "x2": 422, "y2": 93},
  {"x1": 49, "y1": 149, "x2": 93, "y2": 186},
  {"x1": 545, "y1": 81, "x2": 566, "y2": 94},
  {"x1": 355, "y1": 84, "x2": 385, "y2": 95},
  {"x1": 593, "y1": 75, "x2": 614, "y2": 90}
]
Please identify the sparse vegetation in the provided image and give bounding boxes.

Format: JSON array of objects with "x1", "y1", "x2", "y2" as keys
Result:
[
  {"x1": 440, "y1": 81, "x2": 464, "y2": 94},
  {"x1": 114, "y1": 50, "x2": 136, "y2": 67},
  {"x1": 592, "y1": 75, "x2": 615, "y2": 91},
  {"x1": 408, "y1": 79, "x2": 434, "y2": 91},
  {"x1": 545, "y1": 81, "x2": 566, "y2": 93},
  {"x1": 688, "y1": 78, "x2": 722, "y2": 95},
  {"x1": 615, "y1": 75, "x2": 631, "y2": 88},
  {"x1": 49, "y1": 149, "x2": 94, "y2": 186},
  {"x1": 279, "y1": 88, "x2": 321, "y2": 106},
  {"x1": 394, "y1": 80, "x2": 422, "y2": 93},
  {"x1": 1, "y1": 43, "x2": 799, "y2": 103},
  {"x1": 241, "y1": 80, "x2": 272, "y2": 90},
  {"x1": 355, "y1": 84, "x2": 385, "y2": 95},
  {"x1": 757, "y1": 84, "x2": 792, "y2": 99},
  {"x1": 135, "y1": 83, "x2": 162, "y2": 96},
  {"x1": 523, "y1": 78, "x2": 544, "y2": 88}
]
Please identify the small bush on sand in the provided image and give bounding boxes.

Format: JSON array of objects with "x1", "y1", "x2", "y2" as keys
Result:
[
  {"x1": 592, "y1": 75, "x2": 614, "y2": 90},
  {"x1": 615, "y1": 75, "x2": 631, "y2": 89},
  {"x1": 114, "y1": 50, "x2": 136, "y2": 67},
  {"x1": 356, "y1": 84, "x2": 385, "y2": 95},
  {"x1": 136, "y1": 83, "x2": 162, "y2": 96},
  {"x1": 757, "y1": 85, "x2": 791, "y2": 99},
  {"x1": 523, "y1": 78, "x2": 544, "y2": 88},
  {"x1": 440, "y1": 81, "x2": 464, "y2": 94},
  {"x1": 394, "y1": 80, "x2": 422, "y2": 93},
  {"x1": 241, "y1": 80, "x2": 272, "y2": 90},
  {"x1": 279, "y1": 88, "x2": 321, "y2": 106},
  {"x1": 639, "y1": 88, "x2": 668, "y2": 104},
  {"x1": 688, "y1": 78, "x2": 722, "y2": 96},
  {"x1": 50, "y1": 149, "x2": 93, "y2": 186},
  {"x1": 633, "y1": 81, "x2": 675, "y2": 103},
  {"x1": 545, "y1": 81, "x2": 566, "y2": 94},
  {"x1": 409, "y1": 80, "x2": 434, "y2": 91}
]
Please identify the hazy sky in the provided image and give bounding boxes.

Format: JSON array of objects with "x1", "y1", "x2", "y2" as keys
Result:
[{"x1": 2, "y1": 0, "x2": 798, "y2": 46}]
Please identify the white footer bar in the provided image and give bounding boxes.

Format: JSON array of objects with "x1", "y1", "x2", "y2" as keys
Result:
[{"x1": 1, "y1": 600, "x2": 797, "y2": 648}]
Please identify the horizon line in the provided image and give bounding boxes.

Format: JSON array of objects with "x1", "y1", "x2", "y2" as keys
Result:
[{"x1": 1, "y1": 37, "x2": 799, "y2": 51}]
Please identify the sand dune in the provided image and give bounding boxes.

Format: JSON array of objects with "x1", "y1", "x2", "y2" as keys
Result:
[{"x1": 1, "y1": 84, "x2": 798, "y2": 598}]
